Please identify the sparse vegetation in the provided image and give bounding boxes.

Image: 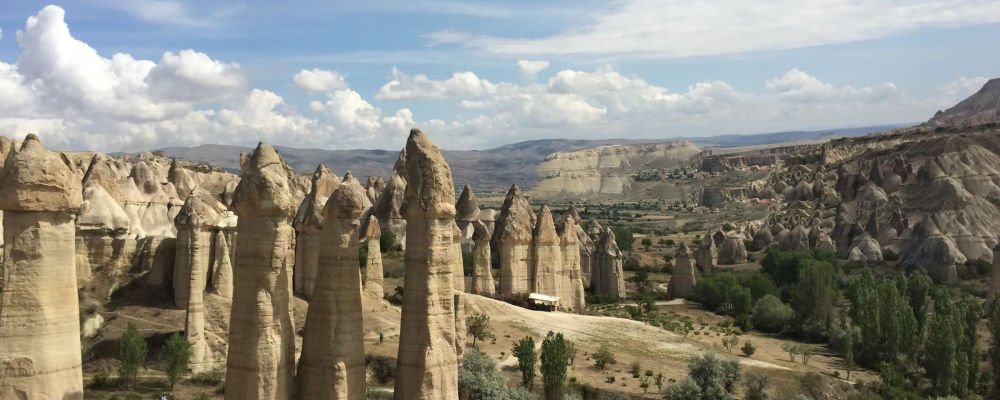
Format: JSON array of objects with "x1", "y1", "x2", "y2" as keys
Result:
[
  {"x1": 163, "y1": 332, "x2": 190, "y2": 390},
  {"x1": 117, "y1": 322, "x2": 147, "y2": 390},
  {"x1": 466, "y1": 312, "x2": 494, "y2": 347},
  {"x1": 513, "y1": 336, "x2": 537, "y2": 390},
  {"x1": 592, "y1": 345, "x2": 616, "y2": 370}
]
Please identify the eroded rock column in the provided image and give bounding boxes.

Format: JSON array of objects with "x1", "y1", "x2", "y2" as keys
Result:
[
  {"x1": 668, "y1": 242, "x2": 696, "y2": 299},
  {"x1": 0, "y1": 134, "x2": 84, "y2": 399},
  {"x1": 471, "y1": 221, "x2": 495, "y2": 295},
  {"x1": 533, "y1": 205, "x2": 562, "y2": 297},
  {"x1": 175, "y1": 194, "x2": 221, "y2": 373},
  {"x1": 363, "y1": 215, "x2": 385, "y2": 299},
  {"x1": 292, "y1": 165, "x2": 339, "y2": 298},
  {"x1": 495, "y1": 185, "x2": 535, "y2": 296},
  {"x1": 393, "y1": 129, "x2": 460, "y2": 400},
  {"x1": 224, "y1": 143, "x2": 298, "y2": 400},
  {"x1": 297, "y1": 180, "x2": 367, "y2": 399},
  {"x1": 558, "y1": 215, "x2": 586, "y2": 311}
]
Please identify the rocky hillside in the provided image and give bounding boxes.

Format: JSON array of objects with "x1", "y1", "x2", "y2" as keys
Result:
[
  {"x1": 531, "y1": 141, "x2": 704, "y2": 200},
  {"x1": 927, "y1": 77, "x2": 1000, "y2": 126}
]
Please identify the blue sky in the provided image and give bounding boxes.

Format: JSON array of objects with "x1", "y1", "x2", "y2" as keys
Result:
[{"x1": 0, "y1": 1, "x2": 996, "y2": 152}]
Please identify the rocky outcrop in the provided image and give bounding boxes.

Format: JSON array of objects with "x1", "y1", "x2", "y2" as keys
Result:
[
  {"x1": 175, "y1": 193, "x2": 223, "y2": 373},
  {"x1": 292, "y1": 164, "x2": 339, "y2": 298},
  {"x1": 471, "y1": 221, "x2": 495, "y2": 295},
  {"x1": 718, "y1": 234, "x2": 748, "y2": 265},
  {"x1": 695, "y1": 233, "x2": 717, "y2": 273},
  {"x1": 371, "y1": 173, "x2": 406, "y2": 250},
  {"x1": 577, "y1": 224, "x2": 595, "y2": 288},
  {"x1": 668, "y1": 242, "x2": 696, "y2": 299},
  {"x1": 494, "y1": 185, "x2": 536, "y2": 296},
  {"x1": 751, "y1": 228, "x2": 774, "y2": 251},
  {"x1": 454, "y1": 293, "x2": 466, "y2": 357},
  {"x1": 533, "y1": 141, "x2": 702, "y2": 199},
  {"x1": 225, "y1": 143, "x2": 298, "y2": 400},
  {"x1": 0, "y1": 134, "x2": 84, "y2": 399},
  {"x1": 455, "y1": 184, "x2": 480, "y2": 230},
  {"x1": 297, "y1": 179, "x2": 367, "y2": 399},
  {"x1": 451, "y1": 221, "x2": 466, "y2": 293},
  {"x1": 901, "y1": 215, "x2": 966, "y2": 283},
  {"x1": 558, "y1": 215, "x2": 586, "y2": 311},
  {"x1": 363, "y1": 216, "x2": 385, "y2": 299},
  {"x1": 532, "y1": 206, "x2": 561, "y2": 297},
  {"x1": 593, "y1": 228, "x2": 626, "y2": 298},
  {"x1": 394, "y1": 129, "x2": 460, "y2": 400},
  {"x1": 848, "y1": 234, "x2": 883, "y2": 265},
  {"x1": 75, "y1": 176, "x2": 131, "y2": 301}
]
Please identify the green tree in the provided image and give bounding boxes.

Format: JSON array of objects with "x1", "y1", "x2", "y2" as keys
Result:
[
  {"x1": 695, "y1": 273, "x2": 753, "y2": 330},
  {"x1": 466, "y1": 313, "x2": 494, "y2": 347},
  {"x1": 540, "y1": 331, "x2": 569, "y2": 400},
  {"x1": 687, "y1": 352, "x2": 741, "y2": 400},
  {"x1": 612, "y1": 227, "x2": 634, "y2": 252},
  {"x1": 925, "y1": 290, "x2": 960, "y2": 397},
  {"x1": 163, "y1": 332, "x2": 191, "y2": 390},
  {"x1": 744, "y1": 370, "x2": 770, "y2": 400},
  {"x1": 986, "y1": 294, "x2": 1000, "y2": 397},
  {"x1": 907, "y1": 269, "x2": 932, "y2": 333},
  {"x1": 751, "y1": 295, "x2": 793, "y2": 333},
  {"x1": 379, "y1": 230, "x2": 396, "y2": 252},
  {"x1": 512, "y1": 336, "x2": 537, "y2": 390},
  {"x1": 117, "y1": 322, "x2": 148, "y2": 390},
  {"x1": 663, "y1": 378, "x2": 701, "y2": 400},
  {"x1": 790, "y1": 259, "x2": 837, "y2": 339},
  {"x1": 592, "y1": 345, "x2": 616, "y2": 370},
  {"x1": 460, "y1": 347, "x2": 539, "y2": 400},
  {"x1": 741, "y1": 273, "x2": 779, "y2": 303},
  {"x1": 641, "y1": 237, "x2": 653, "y2": 250}
]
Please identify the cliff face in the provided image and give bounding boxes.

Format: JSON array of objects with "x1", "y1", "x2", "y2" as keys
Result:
[
  {"x1": 927, "y1": 78, "x2": 1000, "y2": 127},
  {"x1": 532, "y1": 141, "x2": 702, "y2": 199}
]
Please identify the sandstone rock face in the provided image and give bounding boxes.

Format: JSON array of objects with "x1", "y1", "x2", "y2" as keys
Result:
[
  {"x1": 558, "y1": 215, "x2": 586, "y2": 311},
  {"x1": 225, "y1": 143, "x2": 298, "y2": 400},
  {"x1": 533, "y1": 141, "x2": 702, "y2": 200},
  {"x1": 668, "y1": 242, "x2": 696, "y2": 299},
  {"x1": 371, "y1": 173, "x2": 407, "y2": 250},
  {"x1": 752, "y1": 228, "x2": 774, "y2": 251},
  {"x1": 0, "y1": 134, "x2": 84, "y2": 399},
  {"x1": 394, "y1": 129, "x2": 459, "y2": 400},
  {"x1": 577, "y1": 224, "x2": 595, "y2": 288},
  {"x1": 75, "y1": 179, "x2": 131, "y2": 301},
  {"x1": 454, "y1": 293, "x2": 466, "y2": 357},
  {"x1": 292, "y1": 164, "x2": 340, "y2": 298},
  {"x1": 451, "y1": 221, "x2": 466, "y2": 293},
  {"x1": 455, "y1": 184, "x2": 480, "y2": 228},
  {"x1": 494, "y1": 185, "x2": 536, "y2": 296},
  {"x1": 532, "y1": 205, "x2": 562, "y2": 297},
  {"x1": 471, "y1": 221, "x2": 495, "y2": 295},
  {"x1": 297, "y1": 179, "x2": 367, "y2": 399},
  {"x1": 175, "y1": 193, "x2": 224, "y2": 373},
  {"x1": 719, "y1": 234, "x2": 748, "y2": 264},
  {"x1": 695, "y1": 233, "x2": 717, "y2": 273},
  {"x1": 363, "y1": 216, "x2": 385, "y2": 299},
  {"x1": 901, "y1": 215, "x2": 966, "y2": 282},
  {"x1": 593, "y1": 228, "x2": 626, "y2": 298},
  {"x1": 210, "y1": 224, "x2": 235, "y2": 300}
]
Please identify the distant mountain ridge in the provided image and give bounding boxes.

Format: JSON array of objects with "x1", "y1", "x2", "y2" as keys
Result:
[
  {"x1": 927, "y1": 77, "x2": 1000, "y2": 126},
  {"x1": 153, "y1": 125, "x2": 904, "y2": 190}
]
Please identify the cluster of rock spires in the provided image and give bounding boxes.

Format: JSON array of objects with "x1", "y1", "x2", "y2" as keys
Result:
[{"x1": 748, "y1": 127, "x2": 1000, "y2": 283}]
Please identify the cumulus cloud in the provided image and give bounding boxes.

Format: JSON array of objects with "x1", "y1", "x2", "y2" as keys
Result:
[
  {"x1": 375, "y1": 67, "x2": 498, "y2": 100},
  {"x1": 940, "y1": 76, "x2": 989, "y2": 105},
  {"x1": 293, "y1": 68, "x2": 349, "y2": 93},
  {"x1": 0, "y1": 5, "x2": 985, "y2": 153},
  {"x1": 517, "y1": 60, "x2": 550, "y2": 81},
  {"x1": 427, "y1": 0, "x2": 1000, "y2": 58},
  {"x1": 146, "y1": 50, "x2": 246, "y2": 101},
  {"x1": 102, "y1": 0, "x2": 210, "y2": 28}
]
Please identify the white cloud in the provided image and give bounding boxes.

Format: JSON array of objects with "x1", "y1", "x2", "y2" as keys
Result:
[
  {"x1": 146, "y1": 50, "x2": 246, "y2": 101},
  {"x1": 517, "y1": 60, "x2": 550, "y2": 81},
  {"x1": 0, "y1": 5, "x2": 984, "y2": 154},
  {"x1": 294, "y1": 68, "x2": 349, "y2": 93},
  {"x1": 375, "y1": 67, "x2": 498, "y2": 100},
  {"x1": 102, "y1": 0, "x2": 209, "y2": 28},
  {"x1": 427, "y1": 0, "x2": 1000, "y2": 58},
  {"x1": 940, "y1": 76, "x2": 989, "y2": 105}
]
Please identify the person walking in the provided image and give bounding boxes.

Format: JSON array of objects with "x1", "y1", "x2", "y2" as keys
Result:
[{"x1": 379, "y1": 331, "x2": 384, "y2": 344}]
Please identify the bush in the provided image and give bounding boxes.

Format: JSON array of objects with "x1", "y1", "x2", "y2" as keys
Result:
[
  {"x1": 741, "y1": 273, "x2": 779, "y2": 303},
  {"x1": 513, "y1": 336, "x2": 537, "y2": 390},
  {"x1": 663, "y1": 378, "x2": 701, "y2": 400},
  {"x1": 380, "y1": 230, "x2": 396, "y2": 252},
  {"x1": 117, "y1": 323, "x2": 147, "y2": 390},
  {"x1": 188, "y1": 370, "x2": 224, "y2": 386},
  {"x1": 629, "y1": 361, "x2": 641, "y2": 378},
  {"x1": 741, "y1": 341, "x2": 757, "y2": 357},
  {"x1": 752, "y1": 295, "x2": 794, "y2": 333},
  {"x1": 459, "y1": 347, "x2": 536, "y2": 400},
  {"x1": 882, "y1": 247, "x2": 899, "y2": 261},
  {"x1": 365, "y1": 354, "x2": 397, "y2": 385},
  {"x1": 592, "y1": 345, "x2": 616, "y2": 369},
  {"x1": 612, "y1": 227, "x2": 634, "y2": 252},
  {"x1": 541, "y1": 331, "x2": 570, "y2": 400},
  {"x1": 760, "y1": 248, "x2": 838, "y2": 287}
]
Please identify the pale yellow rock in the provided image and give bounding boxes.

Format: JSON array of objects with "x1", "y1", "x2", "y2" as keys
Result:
[
  {"x1": 533, "y1": 205, "x2": 562, "y2": 297},
  {"x1": 454, "y1": 293, "x2": 466, "y2": 357},
  {"x1": 451, "y1": 220, "x2": 466, "y2": 293},
  {"x1": 210, "y1": 226, "x2": 235, "y2": 300},
  {"x1": 371, "y1": 173, "x2": 407, "y2": 250},
  {"x1": 668, "y1": 242, "x2": 696, "y2": 299},
  {"x1": 495, "y1": 185, "x2": 535, "y2": 296},
  {"x1": 225, "y1": 143, "x2": 297, "y2": 400},
  {"x1": 558, "y1": 214, "x2": 586, "y2": 311},
  {"x1": 594, "y1": 228, "x2": 626, "y2": 298},
  {"x1": 695, "y1": 233, "x2": 717, "y2": 273},
  {"x1": 455, "y1": 184, "x2": 480, "y2": 227},
  {"x1": 175, "y1": 193, "x2": 224, "y2": 373},
  {"x1": 393, "y1": 129, "x2": 460, "y2": 400},
  {"x1": 75, "y1": 179, "x2": 131, "y2": 301},
  {"x1": 297, "y1": 179, "x2": 367, "y2": 399},
  {"x1": 363, "y1": 216, "x2": 385, "y2": 299},
  {"x1": 719, "y1": 234, "x2": 748, "y2": 265},
  {"x1": 471, "y1": 221, "x2": 495, "y2": 296},
  {"x1": 292, "y1": 164, "x2": 339, "y2": 297},
  {"x1": 0, "y1": 134, "x2": 84, "y2": 400}
]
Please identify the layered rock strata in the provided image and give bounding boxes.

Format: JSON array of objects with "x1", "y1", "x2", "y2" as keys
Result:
[{"x1": 363, "y1": 216, "x2": 385, "y2": 299}]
